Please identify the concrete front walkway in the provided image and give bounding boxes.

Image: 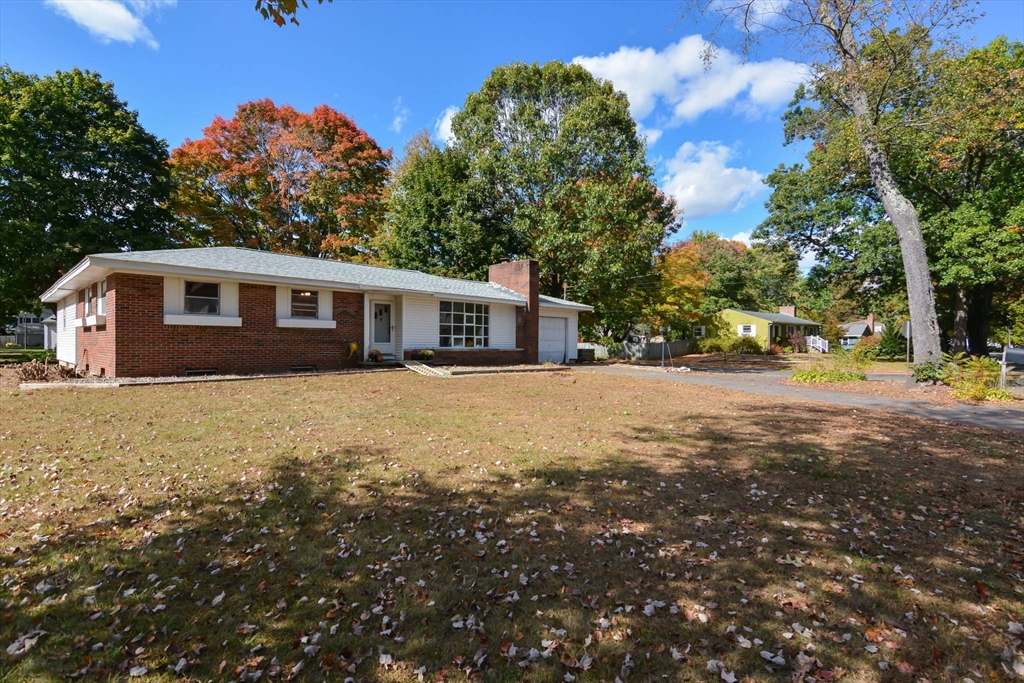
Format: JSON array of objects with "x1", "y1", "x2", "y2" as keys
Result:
[{"x1": 579, "y1": 365, "x2": 1024, "y2": 432}]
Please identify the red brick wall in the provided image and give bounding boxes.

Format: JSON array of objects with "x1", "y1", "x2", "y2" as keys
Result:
[
  {"x1": 77, "y1": 281, "x2": 116, "y2": 376},
  {"x1": 403, "y1": 348, "x2": 526, "y2": 366},
  {"x1": 107, "y1": 274, "x2": 364, "y2": 377},
  {"x1": 488, "y1": 260, "x2": 539, "y2": 364}
]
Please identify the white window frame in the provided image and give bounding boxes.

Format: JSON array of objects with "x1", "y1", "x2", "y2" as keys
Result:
[
  {"x1": 183, "y1": 281, "x2": 221, "y2": 315},
  {"x1": 163, "y1": 277, "x2": 242, "y2": 326},
  {"x1": 84, "y1": 287, "x2": 92, "y2": 317},
  {"x1": 439, "y1": 300, "x2": 489, "y2": 348},
  {"x1": 693, "y1": 325, "x2": 706, "y2": 338},
  {"x1": 738, "y1": 324, "x2": 756, "y2": 338},
  {"x1": 97, "y1": 280, "x2": 107, "y2": 316},
  {"x1": 275, "y1": 286, "x2": 335, "y2": 328},
  {"x1": 290, "y1": 289, "x2": 319, "y2": 318}
]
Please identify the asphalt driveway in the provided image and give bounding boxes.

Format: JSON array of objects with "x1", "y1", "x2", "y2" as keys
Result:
[{"x1": 578, "y1": 364, "x2": 1024, "y2": 432}]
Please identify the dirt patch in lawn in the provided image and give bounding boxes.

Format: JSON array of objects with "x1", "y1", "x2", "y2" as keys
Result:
[
  {"x1": 781, "y1": 377, "x2": 1022, "y2": 407},
  {"x1": 2, "y1": 372, "x2": 1022, "y2": 682}
]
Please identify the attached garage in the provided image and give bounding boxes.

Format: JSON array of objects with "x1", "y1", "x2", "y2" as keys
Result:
[{"x1": 539, "y1": 316, "x2": 567, "y2": 363}]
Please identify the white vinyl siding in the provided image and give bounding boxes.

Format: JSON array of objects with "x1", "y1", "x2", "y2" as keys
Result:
[
  {"x1": 538, "y1": 306, "x2": 578, "y2": 361},
  {"x1": 403, "y1": 295, "x2": 439, "y2": 348},
  {"x1": 56, "y1": 295, "x2": 77, "y2": 363},
  {"x1": 403, "y1": 296, "x2": 518, "y2": 350},
  {"x1": 487, "y1": 303, "x2": 517, "y2": 349}
]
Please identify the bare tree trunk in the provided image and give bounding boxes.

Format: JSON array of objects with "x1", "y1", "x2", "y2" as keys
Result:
[
  {"x1": 952, "y1": 288, "x2": 968, "y2": 354},
  {"x1": 831, "y1": 10, "x2": 943, "y2": 364}
]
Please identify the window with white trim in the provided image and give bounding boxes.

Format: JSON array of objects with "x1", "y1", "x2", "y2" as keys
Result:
[
  {"x1": 184, "y1": 281, "x2": 220, "y2": 315},
  {"x1": 97, "y1": 280, "x2": 107, "y2": 315},
  {"x1": 84, "y1": 287, "x2": 92, "y2": 316},
  {"x1": 693, "y1": 325, "x2": 706, "y2": 338},
  {"x1": 439, "y1": 301, "x2": 489, "y2": 348},
  {"x1": 290, "y1": 289, "x2": 318, "y2": 318},
  {"x1": 738, "y1": 324, "x2": 756, "y2": 337}
]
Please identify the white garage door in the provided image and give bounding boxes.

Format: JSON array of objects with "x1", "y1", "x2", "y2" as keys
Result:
[{"x1": 539, "y1": 316, "x2": 566, "y2": 364}]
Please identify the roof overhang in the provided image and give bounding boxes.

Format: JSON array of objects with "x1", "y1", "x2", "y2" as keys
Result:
[
  {"x1": 41, "y1": 255, "x2": 531, "y2": 308},
  {"x1": 40, "y1": 257, "x2": 113, "y2": 303},
  {"x1": 539, "y1": 299, "x2": 594, "y2": 312}
]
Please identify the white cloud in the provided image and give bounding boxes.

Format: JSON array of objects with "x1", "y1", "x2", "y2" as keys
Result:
[
  {"x1": 433, "y1": 105, "x2": 458, "y2": 145},
  {"x1": 636, "y1": 121, "x2": 663, "y2": 146},
  {"x1": 390, "y1": 97, "x2": 409, "y2": 134},
  {"x1": 574, "y1": 35, "x2": 808, "y2": 125},
  {"x1": 661, "y1": 141, "x2": 766, "y2": 221},
  {"x1": 45, "y1": 0, "x2": 174, "y2": 49},
  {"x1": 730, "y1": 230, "x2": 753, "y2": 246}
]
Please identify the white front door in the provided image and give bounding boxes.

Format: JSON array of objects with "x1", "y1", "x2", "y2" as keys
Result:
[
  {"x1": 372, "y1": 302, "x2": 393, "y2": 355},
  {"x1": 539, "y1": 316, "x2": 567, "y2": 363}
]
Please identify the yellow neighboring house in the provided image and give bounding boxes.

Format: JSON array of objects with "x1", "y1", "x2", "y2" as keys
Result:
[{"x1": 695, "y1": 307, "x2": 823, "y2": 351}]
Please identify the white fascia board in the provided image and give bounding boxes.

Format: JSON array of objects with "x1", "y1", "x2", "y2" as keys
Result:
[
  {"x1": 539, "y1": 300, "x2": 593, "y2": 312},
  {"x1": 40, "y1": 257, "x2": 94, "y2": 302},
  {"x1": 88, "y1": 257, "x2": 364, "y2": 295},
  {"x1": 164, "y1": 314, "x2": 243, "y2": 327},
  {"x1": 276, "y1": 318, "x2": 337, "y2": 329},
  {"x1": 430, "y1": 292, "x2": 526, "y2": 307}
]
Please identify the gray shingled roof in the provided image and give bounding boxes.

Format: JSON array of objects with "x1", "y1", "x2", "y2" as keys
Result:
[
  {"x1": 732, "y1": 309, "x2": 821, "y2": 326},
  {"x1": 92, "y1": 247, "x2": 537, "y2": 304},
  {"x1": 841, "y1": 322, "x2": 870, "y2": 337}
]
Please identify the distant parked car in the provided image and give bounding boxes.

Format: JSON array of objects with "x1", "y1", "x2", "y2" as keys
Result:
[{"x1": 992, "y1": 347, "x2": 1024, "y2": 366}]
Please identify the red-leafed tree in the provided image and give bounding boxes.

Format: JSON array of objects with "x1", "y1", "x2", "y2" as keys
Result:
[{"x1": 170, "y1": 99, "x2": 390, "y2": 260}]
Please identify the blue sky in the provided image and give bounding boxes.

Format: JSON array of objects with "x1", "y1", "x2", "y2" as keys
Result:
[{"x1": 2, "y1": 0, "x2": 1022, "y2": 249}]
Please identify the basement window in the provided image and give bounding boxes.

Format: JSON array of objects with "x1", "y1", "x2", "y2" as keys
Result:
[
  {"x1": 439, "y1": 301, "x2": 489, "y2": 348},
  {"x1": 291, "y1": 289, "x2": 319, "y2": 318},
  {"x1": 184, "y1": 282, "x2": 220, "y2": 315},
  {"x1": 290, "y1": 365, "x2": 316, "y2": 373},
  {"x1": 185, "y1": 369, "x2": 218, "y2": 377}
]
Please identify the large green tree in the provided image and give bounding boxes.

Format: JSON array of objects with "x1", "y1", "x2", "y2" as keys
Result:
[
  {"x1": 684, "y1": 0, "x2": 991, "y2": 364},
  {"x1": 0, "y1": 67, "x2": 172, "y2": 315},
  {"x1": 381, "y1": 62, "x2": 680, "y2": 339},
  {"x1": 756, "y1": 37, "x2": 1024, "y2": 354}
]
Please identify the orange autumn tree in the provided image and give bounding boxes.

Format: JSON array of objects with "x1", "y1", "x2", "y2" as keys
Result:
[{"x1": 170, "y1": 99, "x2": 390, "y2": 260}]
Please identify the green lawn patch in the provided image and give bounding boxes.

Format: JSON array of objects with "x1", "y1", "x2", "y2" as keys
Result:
[{"x1": 1, "y1": 373, "x2": 1021, "y2": 681}]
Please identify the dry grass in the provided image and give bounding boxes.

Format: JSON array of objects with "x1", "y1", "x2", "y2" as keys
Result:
[{"x1": 2, "y1": 371, "x2": 1022, "y2": 682}]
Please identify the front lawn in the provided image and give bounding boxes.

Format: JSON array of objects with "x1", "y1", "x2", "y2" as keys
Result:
[{"x1": 2, "y1": 372, "x2": 1022, "y2": 681}]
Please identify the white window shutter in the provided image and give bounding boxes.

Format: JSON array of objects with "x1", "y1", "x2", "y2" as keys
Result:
[
  {"x1": 221, "y1": 282, "x2": 239, "y2": 317},
  {"x1": 318, "y1": 290, "x2": 332, "y2": 320},
  {"x1": 163, "y1": 277, "x2": 183, "y2": 315},
  {"x1": 276, "y1": 287, "x2": 289, "y2": 319}
]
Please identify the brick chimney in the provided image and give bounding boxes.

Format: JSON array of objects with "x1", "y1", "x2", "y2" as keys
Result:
[
  {"x1": 779, "y1": 305, "x2": 796, "y2": 317},
  {"x1": 488, "y1": 260, "x2": 539, "y2": 364},
  {"x1": 866, "y1": 312, "x2": 875, "y2": 335}
]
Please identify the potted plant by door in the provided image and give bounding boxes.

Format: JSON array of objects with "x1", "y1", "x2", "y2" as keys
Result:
[{"x1": 368, "y1": 348, "x2": 384, "y2": 363}]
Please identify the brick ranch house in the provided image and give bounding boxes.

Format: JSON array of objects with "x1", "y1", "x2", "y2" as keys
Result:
[{"x1": 40, "y1": 247, "x2": 592, "y2": 378}]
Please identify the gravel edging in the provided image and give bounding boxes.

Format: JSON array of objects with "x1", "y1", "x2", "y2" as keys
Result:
[
  {"x1": 18, "y1": 367, "x2": 403, "y2": 390},
  {"x1": 448, "y1": 365, "x2": 571, "y2": 376}
]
